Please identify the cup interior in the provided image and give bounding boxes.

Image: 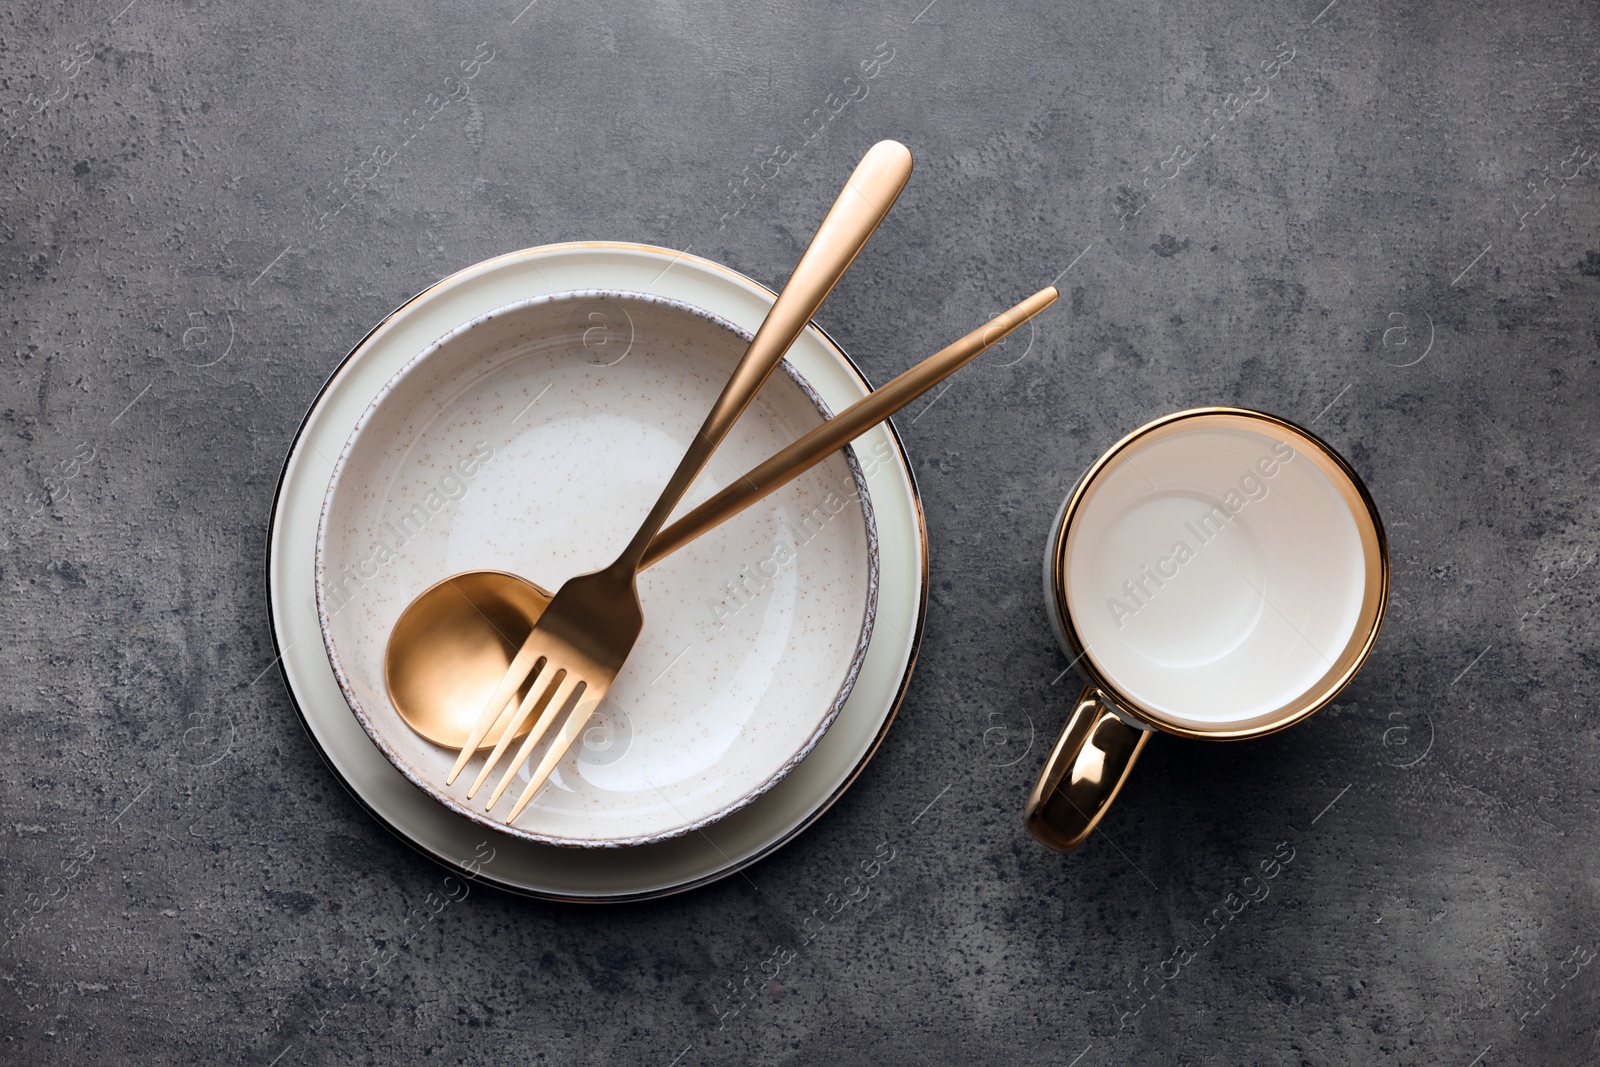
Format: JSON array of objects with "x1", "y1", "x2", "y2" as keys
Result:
[{"x1": 1059, "y1": 410, "x2": 1385, "y2": 735}]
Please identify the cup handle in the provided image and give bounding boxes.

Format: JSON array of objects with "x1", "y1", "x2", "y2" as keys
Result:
[{"x1": 1025, "y1": 687, "x2": 1152, "y2": 852}]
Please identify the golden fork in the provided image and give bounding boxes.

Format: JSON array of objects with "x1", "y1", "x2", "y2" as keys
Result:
[
  {"x1": 445, "y1": 140, "x2": 914, "y2": 806},
  {"x1": 465, "y1": 283, "x2": 1057, "y2": 819}
]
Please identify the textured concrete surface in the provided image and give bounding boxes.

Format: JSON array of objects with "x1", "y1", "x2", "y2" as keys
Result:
[{"x1": 3, "y1": 0, "x2": 1599, "y2": 1063}]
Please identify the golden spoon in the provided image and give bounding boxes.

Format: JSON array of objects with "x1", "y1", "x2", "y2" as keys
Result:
[{"x1": 385, "y1": 285, "x2": 1058, "y2": 753}]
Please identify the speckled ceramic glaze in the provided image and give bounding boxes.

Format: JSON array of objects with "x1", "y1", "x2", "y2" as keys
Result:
[{"x1": 315, "y1": 289, "x2": 879, "y2": 847}]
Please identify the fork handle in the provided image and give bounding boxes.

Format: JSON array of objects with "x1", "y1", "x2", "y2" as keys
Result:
[
  {"x1": 641, "y1": 285, "x2": 1059, "y2": 568},
  {"x1": 612, "y1": 140, "x2": 913, "y2": 572}
]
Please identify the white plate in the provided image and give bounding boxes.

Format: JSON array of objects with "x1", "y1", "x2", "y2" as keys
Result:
[
  {"x1": 315, "y1": 290, "x2": 878, "y2": 846},
  {"x1": 268, "y1": 243, "x2": 927, "y2": 900}
]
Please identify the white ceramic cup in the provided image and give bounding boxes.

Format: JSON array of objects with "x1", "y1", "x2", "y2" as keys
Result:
[{"x1": 1026, "y1": 407, "x2": 1388, "y2": 852}]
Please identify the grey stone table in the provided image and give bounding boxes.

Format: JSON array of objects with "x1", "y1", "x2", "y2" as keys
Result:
[{"x1": 3, "y1": 0, "x2": 1597, "y2": 1062}]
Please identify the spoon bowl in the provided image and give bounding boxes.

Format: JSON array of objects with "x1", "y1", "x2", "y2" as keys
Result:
[{"x1": 384, "y1": 571, "x2": 552, "y2": 749}]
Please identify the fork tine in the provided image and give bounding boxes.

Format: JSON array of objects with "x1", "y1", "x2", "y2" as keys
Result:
[
  {"x1": 445, "y1": 639, "x2": 542, "y2": 783},
  {"x1": 464, "y1": 663, "x2": 562, "y2": 798},
  {"x1": 486, "y1": 671, "x2": 585, "y2": 811},
  {"x1": 504, "y1": 689, "x2": 602, "y2": 821}
]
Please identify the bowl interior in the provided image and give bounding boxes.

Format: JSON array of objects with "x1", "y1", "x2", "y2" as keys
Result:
[
  {"x1": 316, "y1": 290, "x2": 877, "y2": 846},
  {"x1": 1064, "y1": 413, "x2": 1380, "y2": 732}
]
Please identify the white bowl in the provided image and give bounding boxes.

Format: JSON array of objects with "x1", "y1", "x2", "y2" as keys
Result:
[{"x1": 315, "y1": 289, "x2": 878, "y2": 847}]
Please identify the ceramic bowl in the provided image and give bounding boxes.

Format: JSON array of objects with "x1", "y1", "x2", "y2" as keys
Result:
[{"x1": 315, "y1": 289, "x2": 878, "y2": 847}]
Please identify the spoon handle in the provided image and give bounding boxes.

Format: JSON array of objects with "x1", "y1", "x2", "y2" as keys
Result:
[
  {"x1": 609, "y1": 141, "x2": 913, "y2": 574},
  {"x1": 641, "y1": 285, "x2": 1059, "y2": 569}
]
